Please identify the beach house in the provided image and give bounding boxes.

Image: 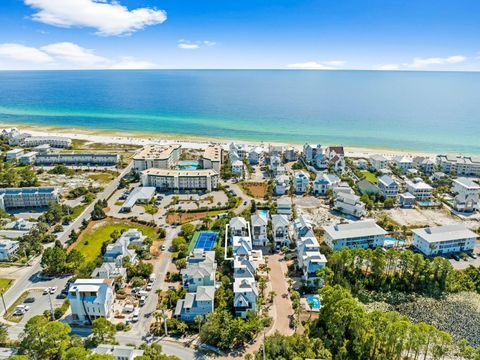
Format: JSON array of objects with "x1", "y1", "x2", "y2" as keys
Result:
[
  {"x1": 406, "y1": 178, "x2": 433, "y2": 200},
  {"x1": 294, "y1": 171, "x2": 310, "y2": 194},
  {"x1": 394, "y1": 156, "x2": 413, "y2": 172},
  {"x1": 251, "y1": 213, "x2": 268, "y2": 246},
  {"x1": 274, "y1": 174, "x2": 290, "y2": 195},
  {"x1": 68, "y1": 279, "x2": 114, "y2": 324},
  {"x1": 276, "y1": 197, "x2": 292, "y2": 216},
  {"x1": 377, "y1": 175, "x2": 399, "y2": 198},
  {"x1": 412, "y1": 224, "x2": 477, "y2": 256},
  {"x1": 174, "y1": 286, "x2": 215, "y2": 321},
  {"x1": 93, "y1": 345, "x2": 144, "y2": 360},
  {"x1": 293, "y1": 215, "x2": 315, "y2": 240},
  {"x1": 369, "y1": 154, "x2": 388, "y2": 171},
  {"x1": 312, "y1": 173, "x2": 340, "y2": 196},
  {"x1": 229, "y1": 217, "x2": 249, "y2": 239},
  {"x1": 234, "y1": 278, "x2": 258, "y2": 318},
  {"x1": 303, "y1": 143, "x2": 322, "y2": 164},
  {"x1": 296, "y1": 236, "x2": 327, "y2": 285},
  {"x1": 0, "y1": 240, "x2": 19, "y2": 260},
  {"x1": 323, "y1": 220, "x2": 387, "y2": 250},
  {"x1": 272, "y1": 214, "x2": 290, "y2": 248},
  {"x1": 334, "y1": 192, "x2": 366, "y2": 218},
  {"x1": 248, "y1": 147, "x2": 264, "y2": 165}
]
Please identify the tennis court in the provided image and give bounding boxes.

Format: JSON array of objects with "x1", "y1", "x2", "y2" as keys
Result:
[{"x1": 190, "y1": 231, "x2": 218, "y2": 251}]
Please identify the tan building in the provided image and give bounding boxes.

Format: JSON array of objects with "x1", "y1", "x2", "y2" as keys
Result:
[
  {"x1": 141, "y1": 168, "x2": 219, "y2": 192},
  {"x1": 133, "y1": 144, "x2": 181, "y2": 171},
  {"x1": 200, "y1": 145, "x2": 222, "y2": 172}
]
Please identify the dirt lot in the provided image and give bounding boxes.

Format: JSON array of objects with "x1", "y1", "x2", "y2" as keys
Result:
[
  {"x1": 166, "y1": 211, "x2": 217, "y2": 225},
  {"x1": 240, "y1": 181, "x2": 268, "y2": 198}
]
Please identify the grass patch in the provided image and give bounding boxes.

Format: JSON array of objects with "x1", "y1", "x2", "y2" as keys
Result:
[
  {"x1": 0, "y1": 278, "x2": 13, "y2": 293},
  {"x1": 142, "y1": 203, "x2": 158, "y2": 215},
  {"x1": 4, "y1": 290, "x2": 31, "y2": 323},
  {"x1": 71, "y1": 139, "x2": 141, "y2": 151},
  {"x1": 70, "y1": 218, "x2": 159, "y2": 264},
  {"x1": 71, "y1": 204, "x2": 87, "y2": 219},
  {"x1": 361, "y1": 171, "x2": 378, "y2": 183},
  {"x1": 88, "y1": 172, "x2": 116, "y2": 184}
]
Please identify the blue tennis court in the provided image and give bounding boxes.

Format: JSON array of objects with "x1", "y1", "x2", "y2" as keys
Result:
[{"x1": 192, "y1": 231, "x2": 218, "y2": 251}]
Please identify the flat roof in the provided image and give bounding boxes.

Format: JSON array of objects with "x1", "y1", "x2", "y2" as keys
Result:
[
  {"x1": 412, "y1": 224, "x2": 477, "y2": 243},
  {"x1": 203, "y1": 145, "x2": 222, "y2": 162},
  {"x1": 134, "y1": 144, "x2": 181, "y2": 161},
  {"x1": 142, "y1": 168, "x2": 218, "y2": 177},
  {"x1": 323, "y1": 220, "x2": 387, "y2": 240}
]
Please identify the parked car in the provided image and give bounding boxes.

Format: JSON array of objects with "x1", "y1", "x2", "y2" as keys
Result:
[
  {"x1": 43, "y1": 287, "x2": 51, "y2": 295},
  {"x1": 146, "y1": 283, "x2": 153, "y2": 291},
  {"x1": 451, "y1": 254, "x2": 461, "y2": 261},
  {"x1": 468, "y1": 252, "x2": 478, "y2": 259},
  {"x1": 49, "y1": 286, "x2": 57, "y2": 294},
  {"x1": 132, "y1": 309, "x2": 139, "y2": 322},
  {"x1": 24, "y1": 297, "x2": 35, "y2": 303},
  {"x1": 139, "y1": 296, "x2": 146, "y2": 307}
]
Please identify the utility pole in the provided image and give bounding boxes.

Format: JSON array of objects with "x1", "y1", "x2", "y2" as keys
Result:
[
  {"x1": 47, "y1": 291, "x2": 54, "y2": 321},
  {"x1": 262, "y1": 329, "x2": 266, "y2": 360},
  {"x1": 1, "y1": 292, "x2": 6, "y2": 315},
  {"x1": 162, "y1": 308, "x2": 168, "y2": 336}
]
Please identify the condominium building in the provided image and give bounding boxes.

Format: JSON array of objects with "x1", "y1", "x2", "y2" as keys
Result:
[
  {"x1": 23, "y1": 136, "x2": 72, "y2": 148},
  {"x1": 412, "y1": 224, "x2": 477, "y2": 256},
  {"x1": 133, "y1": 144, "x2": 181, "y2": 171},
  {"x1": 200, "y1": 144, "x2": 222, "y2": 172},
  {"x1": 68, "y1": 279, "x2": 114, "y2": 324},
  {"x1": 436, "y1": 155, "x2": 480, "y2": 176},
  {"x1": 19, "y1": 151, "x2": 37, "y2": 165},
  {"x1": 377, "y1": 175, "x2": 399, "y2": 198},
  {"x1": 35, "y1": 153, "x2": 119, "y2": 166},
  {"x1": 405, "y1": 178, "x2": 433, "y2": 200},
  {"x1": 0, "y1": 187, "x2": 59, "y2": 211},
  {"x1": 323, "y1": 220, "x2": 387, "y2": 250},
  {"x1": 141, "y1": 168, "x2": 219, "y2": 192}
]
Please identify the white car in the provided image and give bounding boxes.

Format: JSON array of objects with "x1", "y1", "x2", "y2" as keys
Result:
[
  {"x1": 43, "y1": 287, "x2": 51, "y2": 295},
  {"x1": 146, "y1": 283, "x2": 153, "y2": 291},
  {"x1": 49, "y1": 287, "x2": 57, "y2": 294}
]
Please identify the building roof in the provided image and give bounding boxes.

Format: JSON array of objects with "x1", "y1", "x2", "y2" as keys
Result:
[
  {"x1": 378, "y1": 175, "x2": 397, "y2": 187},
  {"x1": 412, "y1": 224, "x2": 477, "y2": 243},
  {"x1": 406, "y1": 178, "x2": 433, "y2": 190},
  {"x1": 272, "y1": 214, "x2": 289, "y2": 227},
  {"x1": 400, "y1": 192, "x2": 416, "y2": 199},
  {"x1": 94, "y1": 345, "x2": 143, "y2": 358},
  {"x1": 370, "y1": 154, "x2": 387, "y2": 162},
  {"x1": 327, "y1": 146, "x2": 344, "y2": 156},
  {"x1": 453, "y1": 177, "x2": 480, "y2": 190},
  {"x1": 142, "y1": 168, "x2": 218, "y2": 177},
  {"x1": 251, "y1": 214, "x2": 268, "y2": 227},
  {"x1": 203, "y1": 145, "x2": 222, "y2": 162},
  {"x1": 134, "y1": 144, "x2": 180, "y2": 161},
  {"x1": 277, "y1": 197, "x2": 292, "y2": 207},
  {"x1": 122, "y1": 187, "x2": 155, "y2": 209},
  {"x1": 196, "y1": 285, "x2": 216, "y2": 301},
  {"x1": 230, "y1": 216, "x2": 247, "y2": 229},
  {"x1": 357, "y1": 180, "x2": 381, "y2": 195},
  {"x1": 323, "y1": 220, "x2": 387, "y2": 240}
]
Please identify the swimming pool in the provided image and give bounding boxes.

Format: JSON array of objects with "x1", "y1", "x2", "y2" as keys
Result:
[
  {"x1": 383, "y1": 237, "x2": 406, "y2": 248},
  {"x1": 306, "y1": 294, "x2": 321, "y2": 310},
  {"x1": 258, "y1": 209, "x2": 269, "y2": 217},
  {"x1": 176, "y1": 160, "x2": 199, "y2": 170}
]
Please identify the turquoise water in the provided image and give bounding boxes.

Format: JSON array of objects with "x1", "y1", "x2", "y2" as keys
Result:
[
  {"x1": 258, "y1": 209, "x2": 269, "y2": 217},
  {"x1": 176, "y1": 160, "x2": 199, "y2": 170},
  {"x1": 383, "y1": 237, "x2": 406, "y2": 247},
  {"x1": 0, "y1": 70, "x2": 479, "y2": 154},
  {"x1": 306, "y1": 294, "x2": 321, "y2": 310}
]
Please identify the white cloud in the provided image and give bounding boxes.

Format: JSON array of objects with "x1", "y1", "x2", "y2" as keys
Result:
[
  {"x1": 377, "y1": 55, "x2": 467, "y2": 71},
  {"x1": 0, "y1": 43, "x2": 53, "y2": 63},
  {"x1": 323, "y1": 60, "x2": 346, "y2": 67},
  {"x1": 41, "y1": 42, "x2": 108, "y2": 66},
  {"x1": 177, "y1": 39, "x2": 216, "y2": 50},
  {"x1": 0, "y1": 42, "x2": 156, "y2": 70},
  {"x1": 286, "y1": 61, "x2": 343, "y2": 70},
  {"x1": 24, "y1": 0, "x2": 167, "y2": 36}
]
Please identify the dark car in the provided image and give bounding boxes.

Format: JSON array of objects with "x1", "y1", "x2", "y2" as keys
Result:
[
  {"x1": 451, "y1": 254, "x2": 461, "y2": 261},
  {"x1": 24, "y1": 297, "x2": 35, "y2": 303}
]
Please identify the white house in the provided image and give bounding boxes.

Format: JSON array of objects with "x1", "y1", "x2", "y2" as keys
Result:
[
  {"x1": 68, "y1": 279, "x2": 114, "y2": 324},
  {"x1": 6, "y1": 149, "x2": 24, "y2": 161},
  {"x1": 277, "y1": 197, "x2": 292, "y2": 216},
  {"x1": 399, "y1": 192, "x2": 416, "y2": 208},
  {"x1": 248, "y1": 147, "x2": 263, "y2": 165},
  {"x1": 453, "y1": 178, "x2": 480, "y2": 197},
  {"x1": 303, "y1": 144, "x2": 322, "y2": 164},
  {"x1": 293, "y1": 216, "x2": 314, "y2": 240},
  {"x1": 294, "y1": 171, "x2": 310, "y2": 194},
  {"x1": 231, "y1": 160, "x2": 244, "y2": 176},
  {"x1": 103, "y1": 230, "x2": 142, "y2": 267},
  {"x1": 174, "y1": 286, "x2": 215, "y2": 321},
  {"x1": 406, "y1": 178, "x2": 433, "y2": 201},
  {"x1": 394, "y1": 156, "x2": 413, "y2": 172},
  {"x1": 454, "y1": 194, "x2": 479, "y2": 213},
  {"x1": 93, "y1": 345, "x2": 144, "y2": 360},
  {"x1": 296, "y1": 236, "x2": 327, "y2": 285},
  {"x1": 284, "y1": 147, "x2": 297, "y2": 162},
  {"x1": 334, "y1": 192, "x2": 366, "y2": 218},
  {"x1": 377, "y1": 175, "x2": 399, "y2": 198},
  {"x1": 229, "y1": 217, "x2": 249, "y2": 238},
  {"x1": 0, "y1": 240, "x2": 19, "y2": 260},
  {"x1": 272, "y1": 214, "x2": 290, "y2": 248},
  {"x1": 412, "y1": 224, "x2": 477, "y2": 256},
  {"x1": 233, "y1": 237, "x2": 253, "y2": 257},
  {"x1": 251, "y1": 213, "x2": 268, "y2": 246},
  {"x1": 274, "y1": 175, "x2": 290, "y2": 195},
  {"x1": 181, "y1": 256, "x2": 216, "y2": 292},
  {"x1": 91, "y1": 263, "x2": 126, "y2": 284},
  {"x1": 313, "y1": 173, "x2": 340, "y2": 196},
  {"x1": 234, "y1": 278, "x2": 258, "y2": 318},
  {"x1": 323, "y1": 220, "x2": 387, "y2": 250},
  {"x1": 369, "y1": 155, "x2": 388, "y2": 171}
]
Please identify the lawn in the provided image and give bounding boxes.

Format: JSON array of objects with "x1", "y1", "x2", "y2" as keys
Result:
[
  {"x1": 166, "y1": 209, "x2": 228, "y2": 225},
  {"x1": 70, "y1": 218, "x2": 159, "y2": 264},
  {"x1": 88, "y1": 172, "x2": 116, "y2": 184},
  {"x1": 0, "y1": 278, "x2": 13, "y2": 294},
  {"x1": 361, "y1": 170, "x2": 378, "y2": 183},
  {"x1": 71, "y1": 204, "x2": 87, "y2": 219}
]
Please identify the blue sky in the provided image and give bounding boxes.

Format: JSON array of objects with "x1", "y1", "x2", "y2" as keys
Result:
[{"x1": 0, "y1": 0, "x2": 479, "y2": 70}]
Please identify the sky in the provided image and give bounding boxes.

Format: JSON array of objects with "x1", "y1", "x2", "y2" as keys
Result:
[{"x1": 0, "y1": 0, "x2": 479, "y2": 70}]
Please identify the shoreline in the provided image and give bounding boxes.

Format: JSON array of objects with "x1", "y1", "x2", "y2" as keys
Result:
[{"x1": 0, "y1": 121, "x2": 439, "y2": 158}]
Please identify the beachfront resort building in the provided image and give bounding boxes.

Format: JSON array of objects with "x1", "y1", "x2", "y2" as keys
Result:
[
  {"x1": 294, "y1": 171, "x2": 310, "y2": 194},
  {"x1": 0, "y1": 187, "x2": 59, "y2": 211},
  {"x1": 272, "y1": 214, "x2": 291, "y2": 248},
  {"x1": 23, "y1": 136, "x2": 72, "y2": 148},
  {"x1": 93, "y1": 345, "x2": 143, "y2": 360},
  {"x1": 406, "y1": 178, "x2": 433, "y2": 201},
  {"x1": 200, "y1": 145, "x2": 223, "y2": 172},
  {"x1": 34, "y1": 153, "x2": 119, "y2": 166},
  {"x1": 296, "y1": 236, "x2": 327, "y2": 285},
  {"x1": 377, "y1": 175, "x2": 399, "y2": 198},
  {"x1": 412, "y1": 224, "x2": 477, "y2": 256},
  {"x1": 436, "y1": 155, "x2": 480, "y2": 176},
  {"x1": 251, "y1": 212, "x2": 268, "y2": 247},
  {"x1": 133, "y1": 144, "x2": 181, "y2": 171},
  {"x1": 141, "y1": 168, "x2": 219, "y2": 192},
  {"x1": 68, "y1": 279, "x2": 114, "y2": 324},
  {"x1": 333, "y1": 192, "x2": 366, "y2": 218},
  {"x1": 323, "y1": 220, "x2": 387, "y2": 250}
]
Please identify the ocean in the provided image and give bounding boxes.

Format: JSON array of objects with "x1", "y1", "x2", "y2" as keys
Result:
[{"x1": 0, "y1": 70, "x2": 479, "y2": 154}]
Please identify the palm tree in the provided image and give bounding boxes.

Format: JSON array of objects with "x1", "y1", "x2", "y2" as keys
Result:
[{"x1": 194, "y1": 315, "x2": 204, "y2": 334}]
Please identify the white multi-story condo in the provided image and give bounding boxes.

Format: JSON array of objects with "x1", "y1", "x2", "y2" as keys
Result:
[
  {"x1": 141, "y1": 168, "x2": 219, "y2": 192},
  {"x1": 323, "y1": 220, "x2": 387, "y2": 250},
  {"x1": 412, "y1": 224, "x2": 477, "y2": 256},
  {"x1": 452, "y1": 178, "x2": 479, "y2": 212},
  {"x1": 4, "y1": 129, "x2": 31, "y2": 146},
  {"x1": 248, "y1": 147, "x2": 263, "y2": 165},
  {"x1": 35, "y1": 153, "x2": 119, "y2": 166},
  {"x1": 133, "y1": 144, "x2": 181, "y2": 171},
  {"x1": 419, "y1": 158, "x2": 435, "y2": 174},
  {"x1": 19, "y1": 151, "x2": 37, "y2": 165},
  {"x1": 93, "y1": 345, "x2": 144, "y2": 360},
  {"x1": 436, "y1": 155, "x2": 480, "y2": 176},
  {"x1": 334, "y1": 192, "x2": 366, "y2": 218},
  {"x1": 294, "y1": 171, "x2": 310, "y2": 194},
  {"x1": 174, "y1": 285, "x2": 215, "y2": 321},
  {"x1": 303, "y1": 143, "x2": 322, "y2": 164},
  {"x1": 405, "y1": 178, "x2": 433, "y2": 200},
  {"x1": 23, "y1": 136, "x2": 72, "y2": 148},
  {"x1": 370, "y1": 154, "x2": 388, "y2": 171},
  {"x1": 201, "y1": 145, "x2": 222, "y2": 172},
  {"x1": 274, "y1": 174, "x2": 290, "y2": 195},
  {"x1": 68, "y1": 279, "x2": 114, "y2": 324},
  {"x1": 272, "y1": 214, "x2": 290, "y2": 248},
  {"x1": 296, "y1": 236, "x2": 327, "y2": 285},
  {"x1": 0, "y1": 187, "x2": 59, "y2": 211},
  {"x1": 313, "y1": 173, "x2": 340, "y2": 196},
  {"x1": 0, "y1": 240, "x2": 19, "y2": 260},
  {"x1": 377, "y1": 175, "x2": 399, "y2": 198},
  {"x1": 5, "y1": 149, "x2": 24, "y2": 161},
  {"x1": 393, "y1": 156, "x2": 413, "y2": 172},
  {"x1": 251, "y1": 213, "x2": 268, "y2": 246}
]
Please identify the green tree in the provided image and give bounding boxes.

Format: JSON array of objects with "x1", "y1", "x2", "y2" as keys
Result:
[{"x1": 91, "y1": 318, "x2": 116, "y2": 346}]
